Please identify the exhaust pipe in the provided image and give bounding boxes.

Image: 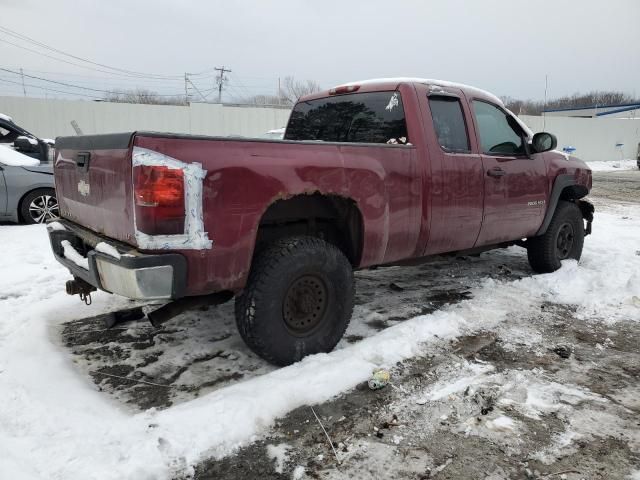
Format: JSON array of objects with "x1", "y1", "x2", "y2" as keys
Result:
[{"x1": 147, "y1": 291, "x2": 234, "y2": 327}]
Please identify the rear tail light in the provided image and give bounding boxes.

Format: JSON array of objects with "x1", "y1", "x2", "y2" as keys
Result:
[{"x1": 133, "y1": 165, "x2": 185, "y2": 235}]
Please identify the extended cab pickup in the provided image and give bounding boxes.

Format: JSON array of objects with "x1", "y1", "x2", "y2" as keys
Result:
[{"x1": 48, "y1": 78, "x2": 594, "y2": 365}]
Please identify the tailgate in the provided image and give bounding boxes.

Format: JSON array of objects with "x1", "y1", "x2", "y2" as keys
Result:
[{"x1": 54, "y1": 133, "x2": 137, "y2": 245}]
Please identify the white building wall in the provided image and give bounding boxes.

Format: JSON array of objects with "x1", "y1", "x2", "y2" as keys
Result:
[
  {"x1": 0, "y1": 96, "x2": 291, "y2": 139},
  {"x1": 520, "y1": 115, "x2": 640, "y2": 162}
]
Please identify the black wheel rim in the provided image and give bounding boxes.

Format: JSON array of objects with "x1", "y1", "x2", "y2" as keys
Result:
[
  {"x1": 556, "y1": 222, "x2": 574, "y2": 259},
  {"x1": 283, "y1": 274, "x2": 328, "y2": 335},
  {"x1": 29, "y1": 194, "x2": 59, "y2": 223}
]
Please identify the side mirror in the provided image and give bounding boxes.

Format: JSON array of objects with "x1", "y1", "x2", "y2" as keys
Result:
[
  {"x1": 14, "y1": 136, "x2": 39, "y2": 153},
  {"x1": 532, "y1": 132, "x2": 557, "y2": 153}
]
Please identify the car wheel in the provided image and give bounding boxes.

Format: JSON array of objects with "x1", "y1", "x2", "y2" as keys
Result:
[
  {"x1": 527, "y1": 200, "x2": 585, "y2": 273},
  {"x1": 235, "y1": 236, "x2": 354, "y2": 366},
  {"x1": 20, "y1": 188, "x2": 60, "y2": 224}
]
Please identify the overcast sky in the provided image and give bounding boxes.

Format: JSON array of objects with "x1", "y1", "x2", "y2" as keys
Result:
[{"x1": 1, "y1": 0, "x2": 639, "y2": 102}]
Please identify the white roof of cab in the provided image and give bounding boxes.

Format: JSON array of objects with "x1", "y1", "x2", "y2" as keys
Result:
[{"x1": 339, "y1": 78, "x2": 504, "y2": 107}]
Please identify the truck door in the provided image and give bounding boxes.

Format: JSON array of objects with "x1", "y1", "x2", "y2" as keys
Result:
[
  {"x1": 470, "y1": 100, "x2": 547, "y2": 246},
  {"x1": 421, "y1": 89, "x2": 484, "y2": 255}
]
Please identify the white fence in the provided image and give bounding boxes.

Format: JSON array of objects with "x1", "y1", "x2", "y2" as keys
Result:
[
  {"x1": 0, "y1": 96, "x2": 291, "y2": 139},
  {"x1": 1, "y1": 96, "x2": 638, "y2": 162}
]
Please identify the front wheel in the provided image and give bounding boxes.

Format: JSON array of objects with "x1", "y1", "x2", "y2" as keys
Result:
[
  {"x1": 235, "y1": 236, "x2": 354, "y2": 366},
  {"x1": 527, "y1": 200, "x2": 585, "y2": 273},
  {"x1": 20, "y1": 188, "x2": 59, "y2": 224}
]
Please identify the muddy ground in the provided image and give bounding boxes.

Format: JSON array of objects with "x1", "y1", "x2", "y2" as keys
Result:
[
  {"x1": 590, "y1": 169, "x2": 640, "y2": 205},
  {"x1": 59, "y1": 170, "x2": 640, "y2": 479}
]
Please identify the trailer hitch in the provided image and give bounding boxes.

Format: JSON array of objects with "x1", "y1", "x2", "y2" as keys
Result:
[{"x1": 66, "y1": 278, "x2": 97, "y2": 305}]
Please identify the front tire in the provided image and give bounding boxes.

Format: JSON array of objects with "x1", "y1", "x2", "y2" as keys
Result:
[
  {"x1": 20, "y1": 188, "x2": 59, "y2": 224},
  {"x1": 527, "y1": 200, "x2": 585, "y2": 273},
  {"x1": 235, "y1": 236, "x2": 354, "y2": 366}
]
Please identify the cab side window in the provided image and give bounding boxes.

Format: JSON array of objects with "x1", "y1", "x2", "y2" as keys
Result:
[
  {"x1": 428, "y1": 96, "x2": 470, "y2": 153},
  {"x1": 472, "y1": 100, "x2": 525, "y2": 155}
]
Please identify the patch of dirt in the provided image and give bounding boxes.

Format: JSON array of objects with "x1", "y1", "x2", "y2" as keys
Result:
[
  {"x1": 590, "y1": 170, "x2": 640, "y2": 205},
  {"x1": 60, "y1": 248, "x2": 531, "y2": 411},
  {"x1": 194, "y1": 300, "x2": 640, "y2": 480}
]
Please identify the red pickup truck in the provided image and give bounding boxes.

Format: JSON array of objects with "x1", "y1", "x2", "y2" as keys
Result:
[{"x1": 48, "y1": 78, "x2": 593, "y2": 365}]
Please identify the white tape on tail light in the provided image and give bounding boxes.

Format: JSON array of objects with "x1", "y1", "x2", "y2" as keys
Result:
[{"x1": 132, "y1": 146, "x2": 213, "y2": 250}]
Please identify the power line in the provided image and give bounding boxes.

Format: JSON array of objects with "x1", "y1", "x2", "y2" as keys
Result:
[
  {"x1": 0, "y1": 67, "x2": 185, "y2": 97},
  {"x1": 0, "y1": 36, "x2": 172, "y2": 80},
  {"x1": 7, "y1": 66, "x2": 189, "y2": 84},
  {"x1": 0, "y1": 24, "x2": 182, "y2": 80},
  {"x1": 0, "y1": 77, "x2": 101, "y2": 98},
  {"x1": 0, "y1": 26, "x2": 220, "y2": 81}
]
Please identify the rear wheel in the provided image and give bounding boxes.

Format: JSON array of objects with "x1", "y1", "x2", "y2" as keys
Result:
[
  {"x1": 235, "y1": 236, "x2": 354, "y2": 366},
  {"x1": 527, "y1": 200, "x2": 584, "y2": 273},
  {"x1": 20, "y1": 188, "x2": 59, "y2": 224}
]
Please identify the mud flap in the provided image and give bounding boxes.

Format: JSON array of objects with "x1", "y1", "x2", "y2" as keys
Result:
[{"x1": 578, "y1": 200, "x2": 595, "y2": 236}]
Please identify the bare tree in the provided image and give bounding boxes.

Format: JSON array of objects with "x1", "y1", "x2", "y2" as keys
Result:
[
  {"x1": 278, "y1": 76, "x2": 322, "y2": 105},
  {"x1": 502, "y1": 91, "x2": 639, "y2": 116},
  {"x1": 247, "y1": 94, "x2": 284, "y2": 106},
  {"x1": 239, "y1": 78, "x2": 322, "y2": 106},
  {"x1": 103, "y1": 88, "x2": 185, "y2": 106}
]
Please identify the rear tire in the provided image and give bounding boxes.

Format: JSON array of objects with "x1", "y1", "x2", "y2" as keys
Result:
[
  {"x1": 235, "y1": 236, "x2": 354, "y2": 366},
  {"x1": 20, "y1": 188, "x2": 59, "y2": 224},
  {"x1": 527, "y1": 200, "x2": 584, "y2": 273}
]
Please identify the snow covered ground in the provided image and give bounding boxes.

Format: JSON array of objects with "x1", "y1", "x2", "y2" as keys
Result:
[
  {"x1": 587, "y1": 158, "x2": 638, "y2": 172},
  {"x1": 1, "y1": 179, "x2": 639, "y2": 479}
]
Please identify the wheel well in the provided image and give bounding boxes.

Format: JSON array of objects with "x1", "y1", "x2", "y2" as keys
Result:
[
  {"x1": 17, "y1": 187, "x2": 56, "y2": 222},
  {"x1": 256, "y1": 194, "x2": 364, "y2": 266},
  {"x1": 559, "y1": 184, "x2": 588, "y2": 201}
]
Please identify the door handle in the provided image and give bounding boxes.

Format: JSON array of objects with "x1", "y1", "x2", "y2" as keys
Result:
[{"x1": 487, "y1": 167, "x2": 506, "y2": 178}]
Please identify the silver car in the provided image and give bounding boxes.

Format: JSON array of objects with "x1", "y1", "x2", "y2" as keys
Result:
[{"x1": 0, "y1": 114, "x2": 58, "y2": 224}]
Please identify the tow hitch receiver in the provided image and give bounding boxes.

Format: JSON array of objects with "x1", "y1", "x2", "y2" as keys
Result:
[{"x1": 66, "y1": 277, "x2": 97, "y2": 305}]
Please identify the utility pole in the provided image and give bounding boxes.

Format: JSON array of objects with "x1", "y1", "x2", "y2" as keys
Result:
[
  {"x1": 543, "y1": 74, "x2": 548, "y2": 130},
  {"x1": 20, "y1": 68, "x2": 26, "y2": 97},
  {"x1": 185, "y1": 75, "x2": 208, "y2": 102},
  {"x1": 278, "y1": 77, "x2": 281, "y2": 105},
  {"x1": 214, "y1": 66, "x2": 231, "y2": 103},
  {"x1": 184, "y1": 73, "x2": 189, "y2": 105}
]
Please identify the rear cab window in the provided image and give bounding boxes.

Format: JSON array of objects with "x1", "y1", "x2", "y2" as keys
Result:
[
  {"x1": 428, "y1": 96, "x2": 470, "y2": 153},
  {"x1": 285, "y1": 91, "x2": 409, "y2": 145}
]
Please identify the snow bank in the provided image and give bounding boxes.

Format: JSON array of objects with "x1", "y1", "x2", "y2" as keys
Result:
[
  {"x1": 507, "y1": 210, "x2": 640, "y2": 322},
  {"x1": 587, "y1": 159, "x2": 638, "y2": 172},
  {"x1": 0, "y1": 144, "x2": 40, "y2": 167},
  {"x1": 0, "y1": 206, "x2": 639, "y2": 479}
]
